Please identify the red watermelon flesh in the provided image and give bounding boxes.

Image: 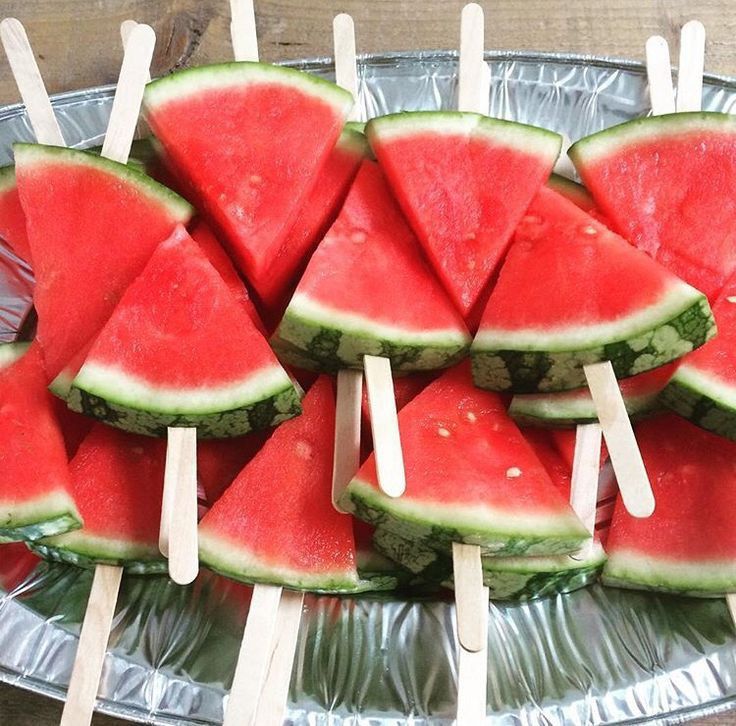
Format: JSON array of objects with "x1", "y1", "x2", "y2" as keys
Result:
[
  {"x1": 604, "y1": 414, "x2": 736, "y2": 595},
  {"x1": 367, "y1": 112, "x2": 562, "y2": 316},
  {"x1": 52, "y1": 398, "x2": 94, "y2": 458},
  {"x1": 256, "y1": 125, "x2": 367, "y2": 317},
  {"x1": 198, "y1": 430, "x2": 272, "y2": 505},
  {"x1": 36, "y1": 424, "x2": 167, "y2": 571},
  {"x1": 570, "y1": 113, "x2": 736, "y2": 301},
  {"x1": 0, "y1": 167, "x2": 30, "y2": 264},
  {"x1": 143, "y1": 62, "x2": 353, "y2": 294},
  {"x1": 348, "y1": 362, "x2": 588, "y2": 555},
  {"x1": 520, "y1": 428, "x2": 572, "y2": 496},
  {"x1": 198, "y1": 376, "x2": 362, "y2": 592},
  {"x1": 189, "y1": 220, "x2": 266, "y2": 335},
  {"x1": 69, "y1": 225, "x2": 299, "y2": 438},
  {"x1": 14, "y1": 144, "x2": 193, "y2": 381},
  {"x1": 0, "y1": 344, "x2": 80, "y2": 542},
  {"x1": 273, "y1": 160, "x2": 471, "y2": 373},
  {"x1": 0, "y1": 543, "x2": 40, "y2": 591}
]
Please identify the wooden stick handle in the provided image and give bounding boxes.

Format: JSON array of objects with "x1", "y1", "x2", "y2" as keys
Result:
[
  {"x1": 677, "y1": 20, "x2": 705, "y2": 113},
  {"x1": 458, "y1": 3, "x2": 485, "y2": 114},
  {"x1": 333, "y1": 13, "x2": 360, "y2": 122},
  {"x1": 120, "y1": 20, "x2": 151, "y2": 83},
  {"x1": 0, "y1": 18, "x2": 65, "y2": 146},
  {"x1": 230, "y1": 0, "x2": 259, "y2": 62},
  {"x1": 452, "y1": 542, "x2": 487, "y2": 652},
  {"x1": 224, "y1": 583, "x2": 283, "y2": 726},
  {"x1": 163, "y1": 427, "x2": 199, "y2": 585},
  {"x1": 253, "y1": 590, "x2": 304, "y2": 724},
  {"x1": 584, "y1": 361, "x2": 655, "y2": 518},
  {"x1": 101, "y1": 23, "x2": 155, "y2": 164},
  {"x1": 456, "y1": 634, "x2": 488, "y2": 725},
  {"x1": 645, "y1": 35, "x2": 676, "y2": 116},
  {"x1": 570, "y1": 423, "x2": 602, "y2": 535},
  {"x1": 363, "y1": 355, "x2": 406, "y2": 498},
  {"x1": 332, "y1": 369, "x2": 363, "y2": 512},
  {"x1": 59, "y1": 565, "x2": 123, "y2": 726},
  {"x1": 726, "y1": 593, "x2": 736, "y2": 627}
]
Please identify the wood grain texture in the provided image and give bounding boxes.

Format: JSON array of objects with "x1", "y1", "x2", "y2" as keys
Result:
[
  {"x1": 1, "y1": 1, "x2": 736, "y2": 724},
  {"x1": 1, "y1": 1, "x2": 736, "y2": 102}
]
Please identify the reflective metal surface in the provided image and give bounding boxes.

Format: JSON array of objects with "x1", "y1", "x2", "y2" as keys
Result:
[{"x1": 1, "y1": 51, "x2": 736, "y2": 725}]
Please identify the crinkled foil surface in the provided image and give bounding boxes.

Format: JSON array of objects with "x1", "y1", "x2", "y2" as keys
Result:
[{"x1": 2, "y1": 51, "x2": 736, "y2": 725}]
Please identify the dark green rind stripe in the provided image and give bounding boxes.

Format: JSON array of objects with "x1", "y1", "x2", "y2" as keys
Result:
[
  {"x1": 660, "y1": 376, "x2": 736, "y2": 441},
  {"x1": 471, "y1": 295, "x2": 715, "y2": 393},
  {"x1": 66, "y1": 384, "x2": 302, "y2": 439},
  {"x1": 0, "y1": 512, "x2": 82, "y2": 543},
  {"x1": 272, "y1": 311, "x2": 471, "y2": 374},
  {"x1": 351, "y1": 487, "x2": 587, "y2": 557},
  {"x1": 356, "y1": 550, "x2": 410, "y2": 591},
  {"x1": 30, "y1": 543, "x2": 167, "y2": 575}
]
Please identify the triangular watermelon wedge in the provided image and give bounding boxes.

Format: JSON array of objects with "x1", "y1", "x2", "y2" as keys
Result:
[
  {"x1": 570, "y1": 112, "x2": 736, "y2": 302},
  {"x1": 471, "y1": 187, "x2": 715, "y2": 393},
  {"x1": 33, "y1": 424, "x2": 167, "y2": 573},
  {"x1": 272, "y1": 159, "x2": 471, "y2": 372},
  {"x1": 0, "y1": 345, "x2": 81, "y2": 542},
  {"x1": 367, "y1": 111, "x2": 562, "y2": 316},
  {"x1": 199, "y1": 376, "x2": 365, "y2": 593},
  {"x1": 68, "y1": 225, "x2": 301, "y2": 438},
  {"x1": 143, "y1": 62, "x2": 353, "y2": 298},
  {"x1": 347, "y1": 362, "x2": 588, "y2": 556},
  {"x1": 14, "y1": 144, "x2": 193, "y2": 381}
]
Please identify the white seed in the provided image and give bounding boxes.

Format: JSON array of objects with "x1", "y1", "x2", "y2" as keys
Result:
[
  {"x1": 581, "y1": 225, "x2": 598, "y2": 235},
  {"x1": 727, "y1": 296, "x2": 736, "y2": 304},
  {"x1": 295, "y1": 441, "x2": 312, "y2": 459},
  {"x1": 438, "y1": 427, "x2": 451, "y2": 438},
  {"x1": 249, "y1": 174, "x2": 263, "y2": 185},
  {"x1": 506, "y1": 467, "x2": 522, "y2": 478},
  {"x1": 351, "y1": 231, "x2": 367, "y2": 244},
  {"x1": 465, "y1": 411, "x2": 477, "y2": 422}
]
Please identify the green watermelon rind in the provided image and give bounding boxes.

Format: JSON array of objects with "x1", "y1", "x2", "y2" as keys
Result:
[
  {"x1": 67, "y1": 364, "x2": 302, "y2": 438},
  {"x1": 660, "y1": 365, "x2": 736, "y2": 441},
  {"x1": 144, "y1": 61, "x2": 353, "y2": 117},
  {"x1": 569, "y1": 111, "x2": 736, "y2": 167},
  {"x1": 348, "y1": 478, "x2": 588, "y2": 557},
  {"x1": 273, "y1": 294, "x2": 472, "y2": 373},
  {"x1": 13, "y1": 144, "x2": 193, "y2": 221},
  {"x1": 199, "y1": 530, "x2": 369, "y2": 594},
  {"x1": 0, "y1": 163, "x2": 15, "y2": 193},
  {"x1": 471, "y1": 291, "x2": 715, "y2": 393},
  {"x1": 603, "y1": 548, "x2": 736, "y2": 597},
  {"x1": 0, "y1": 490, "x2": 82, "y2": 543},
  {"x1": 355, "y1": 548, "x2": 409, "y2": 592},
  {"x1": 30, "y1": 532, "x2": 167, "y2": 575},
  {"x1": 546, "y1": 173, "x2": 594, "y2": 208},
  {"x1": 509, "y1": 387, "x2": 661, "y2": 427},
  {"x1": 0, "y1": 342, "x2": 30, "y2": 370},
  {"x1": 339, "y1": 125, "x2": 370, "y2": 156},
  {"x1": 366, "y1": 111, "x2": 562, "y2": 160}
]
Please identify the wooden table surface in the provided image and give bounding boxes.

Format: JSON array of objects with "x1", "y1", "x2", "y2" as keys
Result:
[{"x1": 1, "y1": 0, "x2": 736, "y2": 724}]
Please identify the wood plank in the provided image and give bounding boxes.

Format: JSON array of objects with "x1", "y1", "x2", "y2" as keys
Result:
[{"x1": 2, "y1": 1, "x2": 736, "y2": 103}]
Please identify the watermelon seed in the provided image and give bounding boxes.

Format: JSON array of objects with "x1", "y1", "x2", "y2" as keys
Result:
[
  {"x1": 580, "y1": 225, "x2": 597, "y2": 235},
  {"x1": 249, "y1": 174, "x2": 263, "y2": 186},
  {"x1": 351, "y1": 231, "x2": 367, "y2": 244},
  {"x1": 727, "y1": 296, "x2": 736, "y2": 304},
  {"x1": 506, "y1": 467, "x2": 522, "y2": 478},
  {"x1": 437, "y1": 427, "x2": 451, "y2": 438},
  {"x1": 465, "y1": 411, "x2": 477, "y2": 422},
  {"x1": 295, "y1": 440, "x2": 312, "y2": 459}
]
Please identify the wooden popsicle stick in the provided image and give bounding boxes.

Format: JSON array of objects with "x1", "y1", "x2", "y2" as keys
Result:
[
  {"x1": 223, "y1": 583, "x2": 283, "y2": 726},
  {"x1": 646, "y1": 36, "x2": 676, "y2": 116},
  {"x1": 120, "y1": 21, "x2": 151, "y2": 83},
  {"x1": 584, "y1": 362, "x2": 655, "y2": 518},
  {"x1": 458, "y1": 3, "x2": 485, "y2": 114},
  {"x1": 333, "y1": 14, "x2": 360, "y2": 122},
  {"x1": 0, "y1": 18, "x2": 65, "y2": 146},
  {"x1": 677, "y1": 20, "x2": 705, "y2": 113},
  {"x1": 554, "y1": 133, "x2": 577, "y2": 180},
  {"x1": 164, "y1": 427, "x2": 199, "y2": 585},
  {"x1": 332, "y1": 369, "x2": 363, "y2": 512},
  {"x1": 727, "y1": 594, "x2": 736, "y2": 624},
  {"x1": 456, "y1": 618, "x2": 488, "y2": 725},
  {"x1": 569, "y1": 423, "x2": 602, "y2": 559},
  {"x1": 101, "y1": 23, "x2": 155, "y2": 164},
  {"x1": 364, "y1": 355, "x2": 406, "y2": 498},
  {"x1": 59, "y1": 565, "x2": 123, "y2": 726},
  {"x1": 252, "y1": 590, "x2": 305, "y2": 724},
  {"x1": 452, "y1": 542, "x2": 487, "y2": 652},
  {"x1": 230, "y1": 0, "x2": 259, "y2": 62}
]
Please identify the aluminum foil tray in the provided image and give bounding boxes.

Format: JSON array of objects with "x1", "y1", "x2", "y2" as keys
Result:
[{"x1": 2, "y1": 51, "x2": 736, "y2": 725}]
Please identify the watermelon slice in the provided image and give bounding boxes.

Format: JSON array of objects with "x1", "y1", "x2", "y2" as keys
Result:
[
  {"x1": 570, "y1": 112, "x2": 736, "y2": 301},
  {"x1": 0, "y1": 345, "x2": 81, "y2": 542},
  {"x1": 366, "y1": 111, "x2": 561, "y2": 316},
  {"x1": 604, "y1": 414, "x2": 736, "y2": 596},
  {"x1": 471, "y1": 187, "x2": 715, "y2": 393},
  {"x1": 509, "y1": 363, "x2": 675, "y2": 427},
  {"x1": 347, "y1": 362, "x2": 587, "y2": 556},
  {"x1": 661, "y1": 274, "x2": 736, "y2": 439},
  {"x1": 14, "y1": 144, "x2": 193, "y2": 381},
  {"x1": 68, "y1": 225, "x2": 301, "y2": 438},
  {"x1": 353, "y1": 519, "x2": 408, "y2": 591},
  {"x1": 143, "y1": 62, "x2": 353, "y2": 297},
  {"x1": 199, "y1": 376, "x2": 366, "y2": 593},
  {"x1": 257, "y1": 123, "x2": 368, "y2": 316},
  {"x1": 0, "y1": 165, "x2": 29, "y2": 263},
  {"x1": 272, "y1": 160, "x2": 471, "y2": 372},
  {"x1": 32, "y1": 424, "x2": 167, "y2": 573}
]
